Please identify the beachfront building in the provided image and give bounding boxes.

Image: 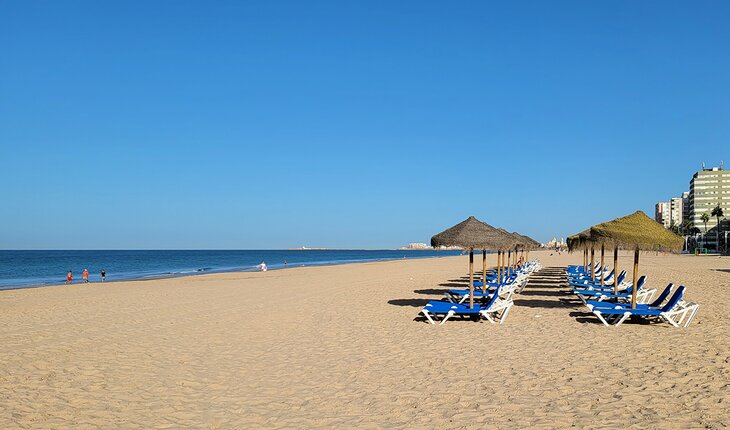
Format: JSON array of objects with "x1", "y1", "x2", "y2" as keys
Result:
[
  {"x1": 655, "y1": 197, "x2": 684, "y2": 229},
  {"x1": 681, "y1": 191, "x2": 690, "y2": 223},
  {"x1": 655, "y1": 201, "x2": 670, "y2": 227},
  {"x1": 688, "y1": 165, "x2": 730, "y2": 250},
  {"x1": 670, "y1": 197, "x2": 683, "y2": 227}
]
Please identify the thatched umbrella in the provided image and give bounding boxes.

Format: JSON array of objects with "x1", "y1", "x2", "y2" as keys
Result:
[
  {"x1": 510, "y1": 232, "x2": 540, "y2": 263},
  {"x1": 431, "y1": 216, "x2": 515, "y2": 309},
  {"x1": 586, "y1": 211, "x2": 683, "y2": 309},
  {"x1": 567, "y1": 229, "x2": 594, "y2": 274}
]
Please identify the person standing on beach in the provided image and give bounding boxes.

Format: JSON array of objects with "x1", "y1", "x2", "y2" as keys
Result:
[
  {"x1": 82, "y1": 268, "x2": 89, "y2": 283},
  {"x1": 66, "y1": 271, "x2": 72, "y2": 285},
  {"x1": 101, "y1": 269, "x2": 106, "y2": 282},
  {"x1": 259, "y1": 261, "x2": 267, "y2": 272}
]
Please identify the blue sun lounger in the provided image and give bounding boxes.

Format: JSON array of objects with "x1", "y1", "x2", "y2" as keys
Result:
[
  {"x1": 473, "y1": 274, "x2": 516, "y2": 288},
  {"x1": 569, "y1": 270, "x2": 621, "y2": 288},
  {"x1": 574, "y1": 276, "x2": 651, "y2": 304},
  {"x1": 421, "y1": 285, "x2": 513, "y2": 325},
  {"x1": 585, "y1": 284, "x2": 673, "y2": 311},
  {"x1": 588, "y1": 286, "x2": 686, "y2": 327}
]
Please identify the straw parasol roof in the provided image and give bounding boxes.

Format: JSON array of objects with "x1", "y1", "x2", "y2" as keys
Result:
[
  {"x1": 567, "y1": 229, "x2": 593, "y2": 251},
  {"x1": 588, "y1": 211, "x2": 683, "y2": 252},
  {"x1": 494, "y1": 228, "x2": 530, "y2": 250},
  {"x1": 431, "y1": 216, "x2": 516, "y2": 250},
  {"x1": 510, "y1": 232, "x2": 541, "y2": 250}
]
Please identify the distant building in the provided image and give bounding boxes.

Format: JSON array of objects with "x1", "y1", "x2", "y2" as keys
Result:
[
  {"x1": 404, "y1": 242, "x2": 431, "y2": 249},
  {"x1": 688, "y1": 164, "x2": 730, "y2": 249},
  {"x1": 655, "y1": 201, "x2": 670, "y2": 228},
  {"x1": 681, "y1": 191, "x2": 690, "y2": 223},
  {"x1": 670, "y1": 197, "x2": 683, "y2": 227},
  {"x1": 655, "y1": 198, "x2": 682, "y2": 228},
  {"x1": 544, "y1": 237, "x2": 566, "y2": 249}
]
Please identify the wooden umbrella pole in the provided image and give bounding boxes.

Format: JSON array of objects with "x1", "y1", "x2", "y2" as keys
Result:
[
  {"x1": 600, "y1": 244, "x2": 605, "y2": 288},
  {"x1": 469, "y1": 248, "x2": 474, "y2": 309},
  {"x1": 482, "y1": 249, "x2": 487, "y2": 294},
  {"x1": 613, "y1": 246, "x2": 618, "y2": 294},
  {"x1": 507, "y1": 250, "x2": 511, "y2": 276},
  {"x1": 496, "y1": 251, "x2": 500, "y2": 283},
  {"x1": 583, "y1": 249, "x2": 587, "y2": 272},
  {"x1": 588, "y1": 245, "x2": 596, "y2": 281},
  {"x1": 632, "y1": 247, "x2": 639, "y2": 310}
]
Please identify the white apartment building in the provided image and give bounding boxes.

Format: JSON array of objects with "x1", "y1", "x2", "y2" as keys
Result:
[
  {"x1": 655, "y1": 201, "x2": 671, "y2": 228},
  {"x1": 688, "y1": 165, "x2": 730, "y2": 249},
  {"x1": 670, "y1": 197, "x2": 683, "y2": 226},
  {"x1": 681, "y1": 191, "x2": 690, "y2": 223},
  {"x1": 655, "y1": 197, "x2": 684, "y2": 229}
]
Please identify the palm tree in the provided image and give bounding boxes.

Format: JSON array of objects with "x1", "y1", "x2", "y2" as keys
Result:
[
  {"x1": 711, "y1": 205, "x2": 724, "y2": 252},
  {"x1": 680, "y1": 219, "x2": 693, "y2": 235},
  {"x1": 701, "y1": 212, "x2": 710, "y2": 248}
]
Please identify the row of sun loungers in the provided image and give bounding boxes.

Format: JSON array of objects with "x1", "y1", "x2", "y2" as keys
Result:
[
  {"x1": 419, "y1": 260, "x2": 541, "y2": 325},
  {"x1": 567, "y1": 264, "x2": 699, "y2": 327}
]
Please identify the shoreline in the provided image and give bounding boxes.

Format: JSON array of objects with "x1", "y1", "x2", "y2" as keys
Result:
[{"x1": 0, "y1": 252, "x2": 459, "y2": 292}]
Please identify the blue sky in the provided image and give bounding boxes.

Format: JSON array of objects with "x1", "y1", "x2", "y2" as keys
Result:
[{"x1": 1, "y1": 1, "x2": 729, "y2": 249}]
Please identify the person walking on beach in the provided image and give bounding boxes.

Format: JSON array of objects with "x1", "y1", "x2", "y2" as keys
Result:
[
  {"x1": 82, "y1": 268, "x2": 89, "y2": 283},
  {"x1": 66, "y1": 271, "x2": 72, "y2": 285},
  {"x1": 101, "y1": 269, "x2": 106, "y2": 282}
]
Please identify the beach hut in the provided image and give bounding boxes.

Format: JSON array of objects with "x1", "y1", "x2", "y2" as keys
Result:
[
  {"x1": 586, "y1": 211, "x2": 683, "y2": 308},
  {"x1": 431, "y1": 216, "x2": 516, "y2": 309}
]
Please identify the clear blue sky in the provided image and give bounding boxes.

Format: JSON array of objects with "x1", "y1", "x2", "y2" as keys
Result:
[{"x1": 1, "y1": 1, "x2": 728, "y2": 249}]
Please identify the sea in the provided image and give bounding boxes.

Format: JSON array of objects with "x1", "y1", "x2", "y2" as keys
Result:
[{"x1": 0, "y1": 249, "x2": 464, "y2": 290}]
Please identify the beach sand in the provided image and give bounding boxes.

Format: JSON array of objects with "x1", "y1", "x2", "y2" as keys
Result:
[{"x1": 0, "y1": 250, "x2": 728, "y2": 429}]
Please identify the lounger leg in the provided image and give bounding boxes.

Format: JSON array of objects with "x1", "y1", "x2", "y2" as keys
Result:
[
  {"x1": 444, "y1": 293, "x2": 456, "y2": 303},
  {"x1": 499, "y1": 303, "x2": 513, "y2": 324},
  {"x1": 685, "y1": 305, "x2": 699, "y2": 328},
  {"x1": 614, "y1": 312, "x2": 631, "y2": 327},
  {"x1": 421, "y1": 309, "x2": 437, "y2": 325},
  {"x1": 674, "y1": 309, "x2": 689, "y2": 327},
  {"x1": 440, "y1": 310, "x2": 455, "y2": 325},
  {"x1": 660, "y1": 313, "x2": 680, "y2": 328},
  {"x1": 593, "y1": 310, "x2": 611, "y2": 327}
]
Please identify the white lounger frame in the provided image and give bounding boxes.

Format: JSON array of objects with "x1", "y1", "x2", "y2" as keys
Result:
[
  {"x1": 590, "y1": 300, "x2": 699, "y2": 328},
  {"x1": 421, "y1": 298, "x2": 514, "y2": 325}
]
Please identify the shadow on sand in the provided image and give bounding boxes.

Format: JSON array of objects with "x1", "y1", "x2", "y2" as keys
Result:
[
  {"x1": 413, "y1": 288, "x2": 448, "y2": 295},
  {"x1": 388, "y1": 298, "x2": 430, "y2": 307}
]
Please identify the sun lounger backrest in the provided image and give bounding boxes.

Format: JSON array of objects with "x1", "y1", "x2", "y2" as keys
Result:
[
  {"x1": 615, "y1": 271, "x2": 626, "y2": 285},
  {"x1": 660, "y1": 286, "x2": 685, "y2": 312},
  {"x1": 486, "y1": 285, "x2": 502, "y2": 308},
  {"x1": 649, "y1": 284, "x2": 673, "y2": 307}
]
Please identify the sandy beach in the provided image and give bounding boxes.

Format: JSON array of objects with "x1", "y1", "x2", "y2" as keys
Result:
[{"x1": 1, "y1": 250, "x2": 728, "y2": 429}]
